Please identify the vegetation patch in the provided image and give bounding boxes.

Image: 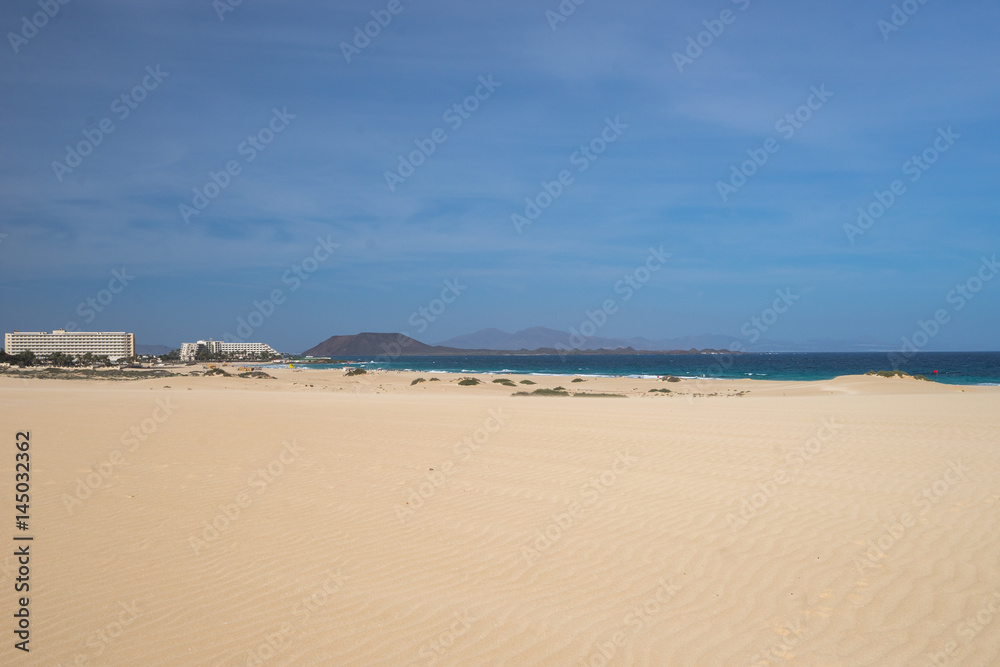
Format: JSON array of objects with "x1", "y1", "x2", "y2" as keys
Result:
[
  {"x1": 662, "y1": 375, "x2": 681, "y2": 382},
  {"x1": 492, "y1": 378, "x2": 517, "y2": 386},
  {"x1": 238, "y1": 371, "x2": 274, "y2": 379},
  {"x1": 205, "y1": 368, "x2": 231, "y2": 377},
  {"x1": 345, "y1": 367, "x2": 367, "y2": 376},
  {"x1": 519, "y1": 379, "x2": 537, "y2": 385},
  {"x1": 571, "y1": 378, "x2": 585, "y2": 383},
  {"x1": 649, "y1": 388, "x2": 671, "y2": 393},
  {"x1": 410, "y1": 377, "x2": 426, "y2": 385},
  {"x1": 573, "y1": 392, "x2": 626, "y2": 398},
  {"x1": 513, "y1": 387, "x2": 570, "y2": 396},
  {"x1": 458, "y1": 377, "x2": 481, "y2": 386},
  {"x1": 429, "y1": 377, "x2": 440, "y2": 381},
  {"x1": 865, "y1": 370, "x2": 930, "y2": 381},
  {"x1": 0, "y1": 367, "x2": 178, "y2": 381}
]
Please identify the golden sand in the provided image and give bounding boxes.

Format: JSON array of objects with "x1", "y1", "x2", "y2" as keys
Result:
[{"x1": 1, "y1": 369, "x2": 998, "y2": 665}]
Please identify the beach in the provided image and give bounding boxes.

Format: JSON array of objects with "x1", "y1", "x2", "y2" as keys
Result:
[{"x1": 1, "y1": 368, "x2": 999, "y2": 665}]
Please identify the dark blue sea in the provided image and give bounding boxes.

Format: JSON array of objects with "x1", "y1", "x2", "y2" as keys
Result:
[{"x1": 288, "y1": 352, "x2": 1000, "y2": 386}]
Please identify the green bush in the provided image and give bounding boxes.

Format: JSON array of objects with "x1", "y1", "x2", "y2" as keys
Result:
[
  {"x1": 239, "y1": 371, "x2": 273, "y2": 379},
  {"x1": 663, "y1": 375, "x2": 681, "y2": 382},
  {"x1": 513, "y1": 387, "x2": 569, "y2": 396},
  {"x1": 345, "y1": 367, "x2": 367, "y2": 376},
  {"x1": 411, "y1": 377, "x2": 426, "y2": 385},
  {"x1": 519, "y1": 379, "x2": 536, "y2": 385},
  {"x1": 571, "y1": 378, "x2": 585, "y2": 383},
  {"x1": 458, "y1": 377, "x2": 481, "y2": 386},
  {"x1": 865, "y1": 370, "x2": 932, "y2": 381},
  {"x1": 492, "y1": 378, "x2": 517, "y2": 386}
]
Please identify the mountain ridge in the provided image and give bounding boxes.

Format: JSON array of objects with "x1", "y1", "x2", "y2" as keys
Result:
[{"x1": 301, "y1": 332, "x2": 733, "y2": 357}]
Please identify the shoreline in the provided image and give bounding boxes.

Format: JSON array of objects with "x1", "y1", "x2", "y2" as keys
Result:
[{"x1": 3, "y1": 366, "x2": 997, "y2": 396}]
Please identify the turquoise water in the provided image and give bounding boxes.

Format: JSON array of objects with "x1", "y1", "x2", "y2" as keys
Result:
[{"x1": 284, "y1": 352, "x2": 1000, "y2": 386}]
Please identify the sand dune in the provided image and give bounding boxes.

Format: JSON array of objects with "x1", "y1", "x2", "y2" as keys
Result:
[{"x1": 1, "y1": 370, "x2": 998, "y2": 665}]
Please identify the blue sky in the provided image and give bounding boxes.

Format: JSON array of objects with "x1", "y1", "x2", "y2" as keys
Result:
[{"x1": 1, "y1": 0, "x2": 998, "y2": 353}]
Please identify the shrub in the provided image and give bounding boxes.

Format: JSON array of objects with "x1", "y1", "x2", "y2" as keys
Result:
[
  {"x1": 571, "y1": 378, "x2": 585, "y2": 383},
  {"x1": 411, "y1": 377, "x2": 426, "y2": 385},
  {"x1": 239, "y1": 371, "x2": 274, "y2": 379},
  {"x1": 492, "y1": 378, "x2": 517, "y2": 386},
  {"x1": 429, "y1": 377, "x2": 440, "y2": 381},
  {"x1": 649, "y1": 388, "x2": 671, "y2": 393},
  {"x1": 865, "y1": 370, "x2": 931, "y2": 381},
  {"x1": 663, "y1": 375, "x2": 681, "y2": 382},
  {"x1": 345, "y1": 367, "x2": 367, "y2": 376},
  {"x1": 458, "y1": 377, "x2": 481, "y2": 386},
  {"x1": 573, "y1": 392, "x2": 625, "y2": 398},
  {"x1": 519, "y1": 379, "x2": 536, "y2": 385},
  {"x1": 513, "y1": 388, "x2": 569, "y2": 396},
  {"x1": 205, "y1": 368, "x2": 231, "y2": 377}
]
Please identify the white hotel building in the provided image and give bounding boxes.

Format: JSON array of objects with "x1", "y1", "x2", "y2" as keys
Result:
[
  {"x1": 4, "y1": 330, "x2": 136, "y2": 361},
  {"x1": 180, "y1": 340, "x2": 278, "y2": 361}
]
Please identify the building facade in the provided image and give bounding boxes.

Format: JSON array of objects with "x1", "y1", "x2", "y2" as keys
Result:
[
  {"x1": 179, "y1": 340, "x2": 278, "y2": 361},
  {"x1": 4, "y1": 330, "x2": 136, "y2": 361}
]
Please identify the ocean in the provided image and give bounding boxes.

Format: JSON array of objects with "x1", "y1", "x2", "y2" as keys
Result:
[{"x1": 287, "y1": 351, "x2": 1000, "y2": 386}]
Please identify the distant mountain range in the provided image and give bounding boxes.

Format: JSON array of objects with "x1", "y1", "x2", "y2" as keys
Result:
[
  {"x1": 434, "y1": 327, "x2": 890, "y2": 353},
  {"x1": 140, "y1": 329, "x2": 892, "y2": 357},
  {"x1": 301, "y1": 332, "x2": 733, "y2": 357}
]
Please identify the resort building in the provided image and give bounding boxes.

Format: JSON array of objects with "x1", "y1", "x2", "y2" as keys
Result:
[
  {"x1": 179, "y1": 339, "x2": 278, "y2": 361},
  {"x1": 4, "y1": 330, "x2": 136, "y2": 361}
]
